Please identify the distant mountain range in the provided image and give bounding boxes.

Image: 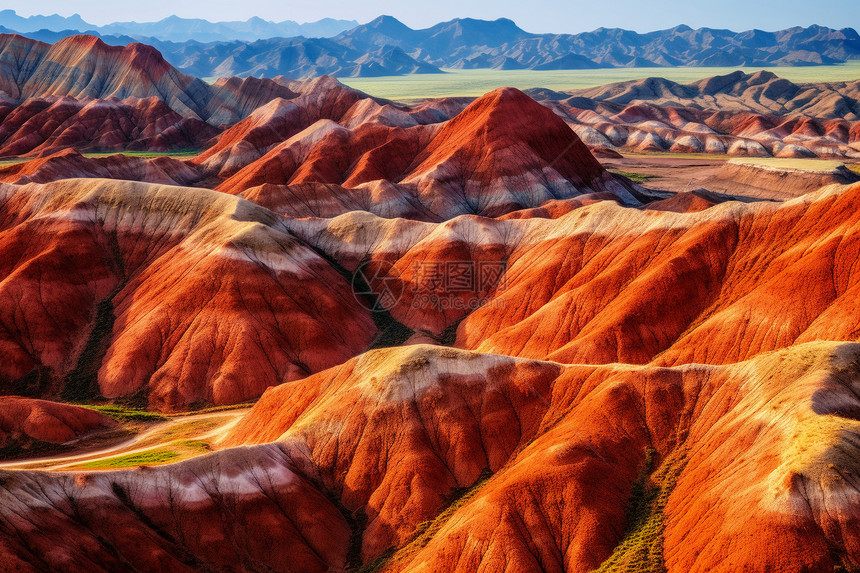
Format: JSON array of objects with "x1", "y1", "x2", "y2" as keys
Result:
[
  {"x1": 0, "y1": 12, "x2": 859, "y2": 78},
  {"x1": 332, "y1": 17, "x2": 860, "y2": 69},
  {"x1": 0, "y1": 10, "x2": 358, "y2": 42}
]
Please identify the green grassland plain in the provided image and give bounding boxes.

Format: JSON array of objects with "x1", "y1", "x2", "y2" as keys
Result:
[{"x1": 341, "y1": 61, "x2": 860, "y2": 101}]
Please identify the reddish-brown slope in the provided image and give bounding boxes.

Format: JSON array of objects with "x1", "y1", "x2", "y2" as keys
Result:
[
  {"x1": 192, "y1": 77, "x2": 368, "y2": 178},
  {"x1": 2, "y1": 341, "x2": 858, "y2": 572},
  {"x1": 217, "y1": 88, "x2": 643, "y2": 220},
  {"x1": 0, "y1": 396, "x2": 115, "y2": 447},
  {"x1": 499, "y1": 193, "x2": 622, "y2": 219},
  {"x1": 0, "y1": 96, "x2": 216, "y2": 157},
  {"x1": 207, "y1": 75, "x2": 299, "y2": 123},
  {"x1": 0, "y1": 178, "x2": 376, "y2": 409},
  {"x1": 408, "y1": 86, "x2": 602, "y2": 185},
  {"x1": 225, "y1": 345, "x2": 561, "y2": 559},
  {"x1": 192, "y1": 75, "x2": 462, "y2": 182},
  {"x1": 0, "y1": 444, "x2": 350, "y2": 572},
  {"x1": 0, "y1": 149, "x2": 204, "y2": 186},
  {"x1": 192, "y1": 97, "x2": 303, "y2": 178},
  {"x1": 0, "y1": 35, "x2": 203, "y2": 118},
  {"x1": 217, "y1": 121, "x2": 431, "y2": 192},
  {"x1": 0, "y1": 34, "x2": 295, "y2": 125},
  {"x1": 219, "y1": 341, "x2": 860, "y2": 572},
  {"x1": 713, "y1": 159, "x2": 860, "y2": 198},
  {"x1": 461, "y1": 183, "x2": 860, "y2": 364},
  {"x1": 282, "y1": 181, "x2": 860, "y2": 357},
  {"x1": 2, "y1": 166, "x2": 856, "y2": 411},
  {"x1": 394, "y1": 343, "x2": 860, "y2": 572},
  {"x1": 537, "y1": 95, "x2": 860, "y2": 159},
  {"x1": 642, "y1": 189, "x2": 722, "y2": 212},
  {"x1": 239, "y1": 181, "x2": 441, "y2": 221},
  {"x1": 398, "y1": 87, "x2": 634, "y2": 216}
]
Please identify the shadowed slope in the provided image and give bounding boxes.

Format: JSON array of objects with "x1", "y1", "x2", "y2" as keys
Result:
[{"x1": 0, "y1": 444, "x2": 350, "y2": 572}]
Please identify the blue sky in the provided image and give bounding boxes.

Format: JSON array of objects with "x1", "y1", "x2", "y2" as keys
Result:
[{"x1": 8, "y1": 0, "x2": 860, "y2": 33}]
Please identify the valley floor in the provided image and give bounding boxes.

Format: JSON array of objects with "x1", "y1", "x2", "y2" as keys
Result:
[
  {"x1": 341, "y1": 61, "x2": 860, "y2": 101},
  {"x1": 0, "y1": 408, "x2": 249, "y2": 471}
]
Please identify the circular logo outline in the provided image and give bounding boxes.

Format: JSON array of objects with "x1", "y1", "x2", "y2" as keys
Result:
[{"x1": 351, "y1": 260, "x2": 404, "y2": 312}]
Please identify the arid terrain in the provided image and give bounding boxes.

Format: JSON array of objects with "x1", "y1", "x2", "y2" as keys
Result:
[{"x1": 1, "y1": 30, "x2": 860, "y2": 573}]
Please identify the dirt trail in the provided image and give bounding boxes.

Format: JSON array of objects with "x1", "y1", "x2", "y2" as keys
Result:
[{"x1": 0, "y1": 409, "x2": 250, "y2": 471}]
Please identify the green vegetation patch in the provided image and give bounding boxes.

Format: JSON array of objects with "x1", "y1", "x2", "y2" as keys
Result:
[
  {"x1": 82, "y1": 149, "x2": 201, "y2": 159},
  {"x1": 80, "y1": 449, "x2": 180, "y2": 469},
  {"x1": 594, "y1": 448, "x2": 688, "y2": 573},
  {"x1": 609, "y1": 170, "x2": 654, "y2": 183},
  {"x1": 180, "y1": 402, "x2": 256, "y2": 414},
  {"x1": 175, "y1": 439, "x2": 211, "y2": 452},
  {"x1": 341, "y1": 62, "x2": 860, "y2": 101},
  {"x1": 67, "y1": 435, "x2": 210, "y2": 471},
  {"x1": 62, "y1": 297, "x2": 116, "y2": 402},
  {"x1": 83, "y1": 405, "x2": 166, "y2": 423}
]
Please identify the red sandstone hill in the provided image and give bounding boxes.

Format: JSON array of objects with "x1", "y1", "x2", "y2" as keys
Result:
[
  {"x1": 0, "y1": 85, "x2": 651, "y2": 220},
  {"x1": 0, "y1": 443, "x2": 349, "y2": 572},
  {"x1": 280, "y1": 180, "x2": 860, "y2": 349},
  {"x1": 219, "y1": 341, "x2": 860, "y2": 572},
  {"x1": 1, "y1": 341, "x2": 859, "y2": 572},
  {"x1": 5, "y1": 173, "x2": 860, "y2": 410},
  {"x1": 529, "y1": 71, "x2": 860, "y2": 159},
  {"x1": 0, "y1": 96, "x2": 217, "y2": 157},
  {"x1": 0, "y1": 149, "x2": 205, "y2": 186},
  {"x1": 0, "y1": 34, "x2": 295, "y2": 125},
  {"x1": 0, "y1": 396, "x2": 115, "y2": 452},
  {"x1": 3, "y1": 62, "x2": 860, "y2": 572},
  {"x1": 216, "y1": 87, "x2": 645, "y2": 219},
  {"x1": 191, "y1": 77, "x2": 369, "y2": 178},
  {"x1": 0, "y1": 178, "x2": 376, "y2": 410},
  {"x1": 191, "y1": 75, "x2": 469, "y2": 182}
]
